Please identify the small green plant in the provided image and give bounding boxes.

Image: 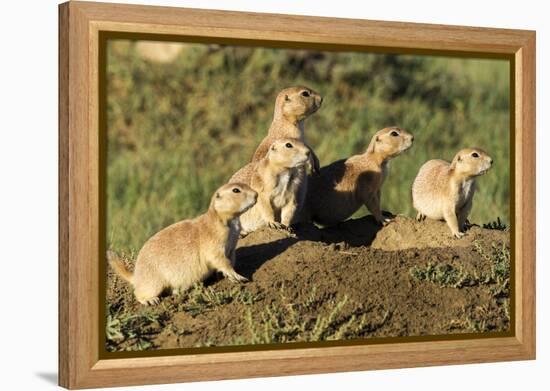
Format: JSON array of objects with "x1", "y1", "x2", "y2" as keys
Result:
[
  {"x1": 106, "y1": 314, "x2": 124, "y2": 342},
  {"x1": 325, "y1": 308, "x2": 392, "y2": 341},
  {"x1": 410, "y1": 241, "x2": 510, "y2": 296},
  {"x1": 447, "y1": 302, "x2": 509, "y2": 333},
  {"x1": 235, "y1": 289, "x2": 264, "y2": 305},
  {"x1": 234, "y1": 287, "x2": 391, "y2": 345},
  {"x1": 244, "y1": 302, "x2": 304, "y2": 344},
  {"x1": 409, "y1": 262, "x2": 476, "y2": 288},
  {"x1": 178, "y1": 283, "x2": 262, "y2": 315},
  {"x1": 105, "y1": 307, "x2": 165, "y2": 351},
  {"x1": 473, "y1": 241, "x2": 511, "y2": 297}
]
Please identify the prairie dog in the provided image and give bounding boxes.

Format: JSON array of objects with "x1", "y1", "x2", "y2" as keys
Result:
[
  {"x1": 251, "y1": 86, "x2": 323, "y2": 225},
  {"x1": 109, "y1": 183, "x2": 258, "y2": 305},
  {"x1": 412, "y1": 147, "x2": 493, "y2": 238},
  {"x1": 252, "y1": 86, "x2": 322, "y2": 164},
  {"x1": 308, "y1": 127, "x2": 414, "y2": 226},
  {"x1": 231, "y1": 138, "x2": 311, "y2": 235}
]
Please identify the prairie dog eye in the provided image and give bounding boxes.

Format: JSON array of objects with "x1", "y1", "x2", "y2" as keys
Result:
[
  {"x1": 301, "y1": 90, "x2": 310, "y2": 97},
  {"x1": 471, "y1": 152, "x2": 479, "y2": 158},
  {"x1": 232, "y1": 188, "x2": 241, "y2": 193},
  {"x1": 285, "y1": 143, "x2": 293, "y2": 148},
  {"x1": 390, "y1": 131, "x2": 399, "y2": 137}
]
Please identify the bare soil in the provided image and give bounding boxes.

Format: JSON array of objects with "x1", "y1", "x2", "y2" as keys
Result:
[{"x1": 105, "y1": 215, "x2": 510, "y2": 352}]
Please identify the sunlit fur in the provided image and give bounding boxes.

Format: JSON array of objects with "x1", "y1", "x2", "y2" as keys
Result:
[
  {"x1": 231, "y1": 138, "x2": 310, "y2": 235},
  {"x1": 307, "y1": 127, "x2": 414, "y2": 226},
  {"x1": 412, "y1": 147, "x2": 493, "y2": 238},
  {"x1": 251, "y1": 87, "x2": 323, "y2": 224},
  {"x1": 109, "y1": 183, "x2": 257, "y2": 305}
]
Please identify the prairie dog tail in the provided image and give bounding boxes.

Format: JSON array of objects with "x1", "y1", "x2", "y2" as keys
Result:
[{"x1": 107, "y1": 251, "x2": 134, "y2": 285}]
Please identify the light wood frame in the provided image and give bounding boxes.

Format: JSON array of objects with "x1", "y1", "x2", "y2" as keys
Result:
[{"x1": 59, "y1": 1, "x2": 536, "y2": 389}]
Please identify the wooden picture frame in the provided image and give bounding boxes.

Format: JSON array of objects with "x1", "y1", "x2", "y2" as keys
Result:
[{"x1": 59, "y1": 1, "x2": 536, "y2": 389}]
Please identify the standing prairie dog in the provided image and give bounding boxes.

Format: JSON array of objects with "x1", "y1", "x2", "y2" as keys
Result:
[
  {"x1": 252, "y1": 86, "x2": 322, "y2": 164},
  {"x1": 251, "y1": 87, "x2": 323, "y2": 225},
  {"x1": 307, "y1": 127, "x2": 414, "y2": 226},
  {"x1": 109, "y1": 183, "x2": 257, "y2": 305},
  {"x1": 412, "y1": 148, "x2": 493, "y2": 238},
  {"x1": 230, "y1": 138, "x2": 311, "y2": 235}
]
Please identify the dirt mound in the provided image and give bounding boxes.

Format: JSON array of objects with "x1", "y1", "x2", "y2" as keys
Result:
[
  {"x1": 105, "y1": 216, "x2": 510, "y2": 352},
  {"x1": 302, "y1": 215, "x2": 507, "y2": 251}
]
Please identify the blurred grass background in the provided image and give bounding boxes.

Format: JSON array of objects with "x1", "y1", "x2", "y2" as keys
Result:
[{"x1": 106, "y1": 40, "x2": 510, "y2": 254}]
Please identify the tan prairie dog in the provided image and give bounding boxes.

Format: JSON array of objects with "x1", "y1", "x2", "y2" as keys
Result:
[
  {"x1": 412, "y1": 148, "x2": 493, "y2": 238},
  {"x1": 307, "y1": 127, "x2": 414, "y2": 226},
  {"x1": 252, "y1": 86, "x2": 322, "y2": 165},
  {"x1": 109, "y1": 183, "x2": 257, "y2": 305},
  {"x1": 250, "y1": 86, "x2": 322, "y2": 225},
  {"x1": 230, "y1": 138, "x2": 311, "y2": 235}
]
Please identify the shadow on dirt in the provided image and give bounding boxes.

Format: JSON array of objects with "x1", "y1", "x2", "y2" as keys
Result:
[
  {"x1": 236, "y1": 236, "x2": 299, "y2": 279},
  {"x1": 235, "y1": 215, "x2": 385, "y2": 277},
  {"x1": 296, "y1": 215, "x2": 384, "y2": 247}
]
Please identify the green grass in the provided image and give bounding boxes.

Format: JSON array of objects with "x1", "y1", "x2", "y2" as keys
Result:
[
  {"x1": 175, "y1": 283, "x2": 263, "y2": 316},
  {"x1": 105, "y1": 307, "x2": 166, "y2": 351},
  {"x1": 447, "y1": 299, "x2": 510, "y2": 333},
  {"x1": 106, "y1": 40, "x2": 510, "y2": 254},
  {"x1": 473, "y1": 241, "x2": 511, "y2": 298},
  {"x1": 409, "y1": 241, "x2": 510, "y2": 297},
  {"x1": 106, "y1": 282, "x2": 263, "y2": 350},
  {"x1": 232, "y1": 285, "x2": 391, "y2": 345},
  {"x1": 409, "y1": 262, "x2": 478, "y2": 289}
]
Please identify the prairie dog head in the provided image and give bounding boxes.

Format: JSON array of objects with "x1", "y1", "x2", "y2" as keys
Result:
[
  {"x1": 267, "y1": 138, "x2": 311, "y2": 169},
  {"x1": 211, "y1": 183, "x2": 258, "y2": 219},
  {"x1": 274, "y1": 86, "x2": 323, "y2": 122},
  {"x1": 450, "y1": 148, "x2": 493, "y2": 178},
  {"x1": 367, "y1": 127, "x2": 414, "y2": 158}
]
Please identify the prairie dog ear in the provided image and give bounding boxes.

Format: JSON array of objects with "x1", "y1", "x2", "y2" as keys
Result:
[
  {"x1": 216, "y1": 192, "x2": 221, "y2": 199},
  {"x1": 457, "y1": 155, "x2": 462, "y2": 162},
  {"x1": 376, "y1": 136, "x2": 380, "y2": 142},
  {"x1": 271, "y1": 144, "x2": 277, "y2": 151},
  {"x1": 284, "y1": 94, "x2": 290, "y2": 101}
]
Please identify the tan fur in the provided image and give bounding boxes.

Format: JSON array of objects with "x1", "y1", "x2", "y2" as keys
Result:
[
  {"x1": 231, "y1": 138, "x2": 310, "y2": 235},
  {"x1": 307, "y1": 127, "x2": 414, "y2": 226},
  {"x1": 252, "y1": 86, "x2": 322, "y2": 163},
  {"x1": 108, "y1": 183, "x2": 257, "y2": 305},
  {"x1": 412, "y1": 147, "x2": 493, "y2": 238},
  {"x1": 250, "y1": 87, "x2": 322, "y2": 225}
]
